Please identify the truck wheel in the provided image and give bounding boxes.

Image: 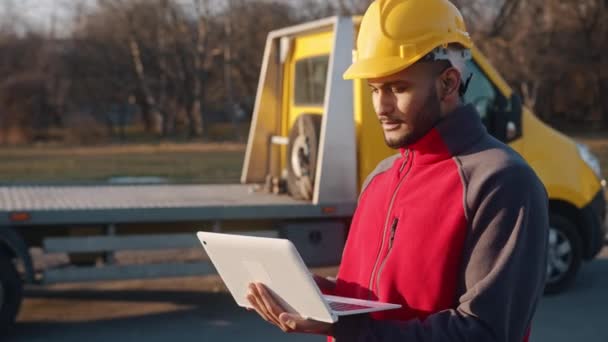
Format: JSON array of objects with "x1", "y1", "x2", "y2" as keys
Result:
[
  {"x1": 544, "y1": 214, "x2": 582, "y2": 294},
  {"x1": 287, "y1": 114, "x2": 322, "y2": 200},
  {"x1": 0, "y1": 256, "x2": 22, "y2": 333}
]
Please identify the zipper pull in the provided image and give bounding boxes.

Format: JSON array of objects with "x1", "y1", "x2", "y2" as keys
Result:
[{"x1": 388, "y1": 218, "x2": 398, "y2": 249}]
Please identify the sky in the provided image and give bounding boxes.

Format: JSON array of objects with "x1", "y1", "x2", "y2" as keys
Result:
[
  {"x1": 1, "y1": 0, "x2": 302, "y2": 31},
  {"x1": 0, "y1": 0, "x2": 236, "y2": 36},
  {"x1": 0, "y1": 0, "x2": 90, "y2": 36},
  {"x1": 3, "y1": 0, "x2": 495, "y2": 37}
]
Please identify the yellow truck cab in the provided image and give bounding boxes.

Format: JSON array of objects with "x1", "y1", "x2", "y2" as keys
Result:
[{"x1": 242, "y1": 17, "x2": 607, "y2": 293}]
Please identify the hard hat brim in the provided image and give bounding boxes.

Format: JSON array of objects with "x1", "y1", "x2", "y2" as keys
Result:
[{"x1": 342, "y1": 56, "x2": 418, "y2": 80}]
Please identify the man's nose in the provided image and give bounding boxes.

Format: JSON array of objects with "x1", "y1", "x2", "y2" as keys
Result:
[{"x1": 375, "y1": 91, "x2": 394, "y2": 117}]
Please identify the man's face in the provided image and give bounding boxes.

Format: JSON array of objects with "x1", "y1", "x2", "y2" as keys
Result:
[{"x1": 367, "y1": 62, "x2": 445, "y2": 149}]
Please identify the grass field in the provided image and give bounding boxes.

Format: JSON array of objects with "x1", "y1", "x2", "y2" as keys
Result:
[
  {"x1": 0, "y1": 135, "x2": 607, "y2": 185},
  {"x1": 0, "y1": 143, "x2": 246, "y2": 184}
]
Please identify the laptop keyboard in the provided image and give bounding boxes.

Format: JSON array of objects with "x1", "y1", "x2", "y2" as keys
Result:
[{"x1": 328, "y1": 301, "x2": 373, "y2": 312}]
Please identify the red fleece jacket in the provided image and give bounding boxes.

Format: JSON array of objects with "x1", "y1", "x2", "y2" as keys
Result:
[{"x1": 329, "y1": 105, "x2": 548, "y2": 342}]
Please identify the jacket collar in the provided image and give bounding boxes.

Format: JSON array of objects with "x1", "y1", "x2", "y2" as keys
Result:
[{"x1": 399, "y1": 104, "x2": 487, "y2": 164}]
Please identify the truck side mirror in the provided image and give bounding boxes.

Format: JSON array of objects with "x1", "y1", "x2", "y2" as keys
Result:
[{"x1": 493, "y1": 93, "x2": 522, "y2": 143}]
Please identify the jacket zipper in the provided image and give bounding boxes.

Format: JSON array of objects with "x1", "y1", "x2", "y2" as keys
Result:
[
  {"x1": 367, "y1": 150, "x2": 412, "y2": 298},
  {"x1": 375, "y1": 218, "x2": 399, "y2": 294}
]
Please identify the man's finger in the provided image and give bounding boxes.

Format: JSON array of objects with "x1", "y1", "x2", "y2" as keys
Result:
[
  {"x1": 255, "y1": 284, "x2": 284, "y2": 318},
  {"x1": 248, "y1": 285, "x2": 283, "y2": 327},
  {"x1": 249, "y1": 285, "x2": 272, "y2": 317},
  {"x1": 255, "y1": 283, "x2": 291, "y2": 331},
  {"x1": 247, "y1": 289, "x2": 276, "y2": 325},
  {"x1": 252, "y1": 283, "x2": 290, "y2": 330},
  {"x1": 279, "y1": 312, "x2": 298, "y2": 330},
  {"x1": 279, "y1": 312, "x2": 312, "y2": 331},
  {"x1": 247, "y1": 292, "x2": 270, "y2": 322},
  {"x1": 279, "y1": 312, "x2": 332, "y2": 335}
]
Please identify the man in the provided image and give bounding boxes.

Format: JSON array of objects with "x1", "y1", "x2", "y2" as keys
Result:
[{"x1": 246, "y1": 0, "x2": 549, "y2": 341}]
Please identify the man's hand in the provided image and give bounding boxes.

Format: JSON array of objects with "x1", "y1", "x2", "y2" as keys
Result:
[{"x1": 246, "y1": 283, "x2": 333, "y2": 335}]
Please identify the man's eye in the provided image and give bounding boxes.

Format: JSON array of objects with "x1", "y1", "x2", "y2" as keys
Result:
[
  {"x1": 370, "y1": 88, "x2": 379, "y2": 94},
  {"x1": 391, "y1": 86, "x2": 407, "y2": 93}
]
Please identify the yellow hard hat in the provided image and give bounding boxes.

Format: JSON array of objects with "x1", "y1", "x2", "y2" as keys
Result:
[{"x1": 343, "y1": 0, "x2": 473, "y2": 80}]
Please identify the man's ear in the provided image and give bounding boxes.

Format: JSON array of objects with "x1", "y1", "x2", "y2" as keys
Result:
[{"x1": 439, "y1": 67, "x2": 461, "y2": 101}]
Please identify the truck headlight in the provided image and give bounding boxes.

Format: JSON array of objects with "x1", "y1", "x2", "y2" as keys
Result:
[{"x1": 576, "y1": 143, "x2": 604, "y2": 184}]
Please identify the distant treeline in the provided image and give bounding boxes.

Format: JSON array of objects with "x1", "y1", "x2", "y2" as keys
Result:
[{"x1": 0, "y1": 0, "x2": 605, "y2": 144}]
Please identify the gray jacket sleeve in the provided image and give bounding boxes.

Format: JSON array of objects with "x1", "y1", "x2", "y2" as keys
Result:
[{"x1": 332, "y1": 164, "x2": 549, "y2": 342}]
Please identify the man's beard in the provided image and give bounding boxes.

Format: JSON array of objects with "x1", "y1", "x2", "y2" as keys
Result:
[{"x1": 384, "y1": 87, "x2": 442, "y2": 149}]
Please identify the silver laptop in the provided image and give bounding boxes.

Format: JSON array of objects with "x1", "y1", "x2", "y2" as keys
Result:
[{"x1": 197, "y1": 231, "x2": 401, "y2": 323}]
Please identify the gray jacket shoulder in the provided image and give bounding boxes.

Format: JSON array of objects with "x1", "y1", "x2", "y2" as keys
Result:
[
  {"x1": 359, "y1": 154, "x2": 401, "y2": 200},
  {"x1": 455, "y1": 134, "x2": 546, "y2": 222}
]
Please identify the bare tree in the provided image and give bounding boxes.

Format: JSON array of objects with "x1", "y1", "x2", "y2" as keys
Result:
[
  {"x1": 188, "y1": 0, "x2": 213, "y2": 137},
  {"x1": 2, "y1": 0, "x2": 606, "y2": 145}
]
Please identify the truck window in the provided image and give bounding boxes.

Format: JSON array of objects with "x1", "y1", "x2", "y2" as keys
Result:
[
  {"x1": 463, "y1": 60, "x2": 501, "y2": 123},
  {"x1": 294, "y1": 55, "x2": 330, "y2": 106}
]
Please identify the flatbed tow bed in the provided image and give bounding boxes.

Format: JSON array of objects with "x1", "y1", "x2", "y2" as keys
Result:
[
  {"x1": 0, "y1": 184, "x2": 355, "y2": 285},
  {"x1": 0, "y1": 184, "x2": 355, "y2": 225}
]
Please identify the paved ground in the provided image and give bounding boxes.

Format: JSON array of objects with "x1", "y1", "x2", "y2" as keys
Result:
[{"x1": 5, "y1": 248, "x2": 608, "y2": 342}]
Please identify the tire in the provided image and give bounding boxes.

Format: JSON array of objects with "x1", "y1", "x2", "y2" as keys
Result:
[
  {"x1": 0, "y1": 256, "x2": 22, "y2": 334},
  {"x1": 286, "y1": 114, "x2": 322, "y2": 200},
  {"x1": 544, "y1": 214, "x2": 582, "y2": 294}
]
